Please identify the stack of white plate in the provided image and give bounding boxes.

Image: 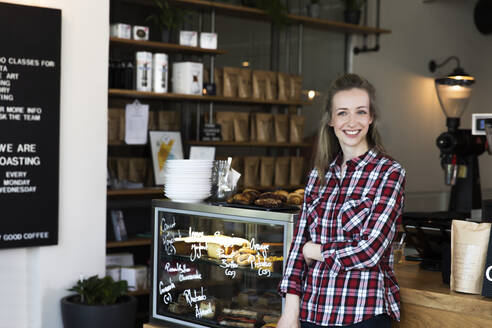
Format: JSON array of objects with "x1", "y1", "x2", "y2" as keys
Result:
[{"x1": 163, "y1": 160, "x2": 214, "y2": 203}]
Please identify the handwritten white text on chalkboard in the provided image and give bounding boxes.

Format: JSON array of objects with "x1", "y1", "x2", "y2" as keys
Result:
[
  {"x1": 183, "y1": 287, "x2": 206, "y2": 306},
  {"x1": 164, "y1": 262, "x2": 191, "y2": 274}
]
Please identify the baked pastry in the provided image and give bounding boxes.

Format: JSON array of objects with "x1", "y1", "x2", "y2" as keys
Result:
[
  {"x1": 222, "y1": 308, "x2": 258, "y2": 319},
  {"x1": 273, "y1": 190, "x2": 289, "y2": 199},
  {"x1": 168, "y1": 302, "x2": 190, "y2": 314},
  {"x1": 238, "y1": 247, "x2": 256, "y2": 255},
  {"x1": 254, "y1": 198, "x2": 281, "y2": 208},
  {"x1": 199, "y1": 300, "x2": 216, "y2": 319},
  {"x1": 207, "y1": 235, "x2": 250, "y2": 259},
  {"x1": 258, "y1": 192, "x2": 286, "y2": 203},
  {"x1": 294, "y1": 188, "x2": 304, "y2": 195},
  {"x1": 218, "y1": 321, "x2": 254, "y2": 328},
  {"x1": 233, "y1": 193, "x2": 254, "y2": 205},
  {"x1": 235, "y1": 253, "x2": 255, "y2": 266},
  {"x1": 243, "y1": 188, "x2": 260, "y2": 194},
  {"x1": 287, "y1": 192, "x2": 303, "y2": 205},
  {"x1": 261, "y1": 323, "x2": 277, "y2": 328}
]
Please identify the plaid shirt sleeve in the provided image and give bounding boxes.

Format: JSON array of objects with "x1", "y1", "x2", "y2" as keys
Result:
[
  {"x1": 321, "y1": 166, "x2": 406, "y2": 275},
  {"x1": 278, "y1": 171, "x2": 318, "y2": 296}
]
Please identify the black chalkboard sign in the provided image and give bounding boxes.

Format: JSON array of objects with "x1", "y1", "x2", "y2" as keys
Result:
[
  {"x1": 0, "y1": 3, "x2": 61, "y2": 248},
  {"x1": 200, "y1": 123, "x2": 221, "y2": 141},
  {"x1": 482, "y1": 229, "x2": 492, "y2": 297}
]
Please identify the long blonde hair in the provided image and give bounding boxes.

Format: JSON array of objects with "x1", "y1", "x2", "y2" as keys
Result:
[{"x1": 314, "y1": 74, "x2": 386, "y2": 183}]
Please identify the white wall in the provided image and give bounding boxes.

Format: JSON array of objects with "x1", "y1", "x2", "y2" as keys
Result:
[
  {"x1": 0, "y1": 1, "x2": 108, "y2": 327},
  {"x1": 351, "y1": 0, "x2": 492, "y2": 202}
]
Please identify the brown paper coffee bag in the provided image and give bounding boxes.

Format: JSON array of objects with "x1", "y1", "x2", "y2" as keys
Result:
[
  {"x1": 252, "y1": 70, "x2": 268, "y2": 100},
  {"x1": 203, "y1": 68, "x2": 210, "y2": 85},
  {"x1": 289, "y1": 74, "x2": 302, "y2": 100},
  {"x1": 274, "y1": 114, "x2": 289, "y2": 143},
  {"x1": 277, "y1": 72, "x2": 291, "y2": 101},
  {"x1": 128, "y1": 158, "x2": 147, "y2": 183},
  {"x1": 250, "y1": 113, "x2": 257, "y2": 141},
  {"x1": 223, "y1": 67, "x2": 240, "y2": 98},
  {"x1": 233, "y1": 112, "x2": 250, "y2": 142},
  {"x1": 108, "y1": 157, "x2": 118, "y2": 182},
  {"x1": 215, "y1": 67, "x2": 223, "y2": 96},
  {"x1": 256, "y1": 113, "x2": 273, "y2": 142},
  {"x1": 244, "y1": 156, "x2": 260, "y2": 187},
  {"x1": 290, "y1": 156, "x2": 304, "y2": 186},
  {"x1": 216, "y1": 111, "x2": 235, "y2": 141},
  {"x1": 290, "y1": 115, "x2": 306, "y2": 143},
  {"x1": 266, "y1": 71, "x2": 278, "y2": 101},
  {"x1": 238, "y1": 69, "x2": 252, "y2": 98},
  {"x1": 274, "y1": 156, "x2": 290, "y2": 187},
  {"x1": 108, "y1": 108, "x2": 124, "y2": 144},
  {"x1": 148, "y1": 110, "x2": 157, "y2": 131},
  {"x1": 116, "y1": 157, "x2": 129, "y2": 183},
  {"x1": 260, "y1": 157, "x2": 274, "y2": 187},
  {"x1": 451, "y1": 220, "x2": 492, "y2": 294}
]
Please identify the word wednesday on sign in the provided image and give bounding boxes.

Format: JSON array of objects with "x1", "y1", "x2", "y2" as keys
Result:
[{"x1": 0, "y1": 2, "x2": 61, "y2": 249}]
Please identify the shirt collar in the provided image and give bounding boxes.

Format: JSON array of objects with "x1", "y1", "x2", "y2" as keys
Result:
[{"x1": 329, "y1": 148, "x2": 378, "y2": 172}]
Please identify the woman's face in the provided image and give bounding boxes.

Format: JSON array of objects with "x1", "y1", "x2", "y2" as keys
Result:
[{"x1": 330, "y1": 88, "x2": 373, "y2": 157}]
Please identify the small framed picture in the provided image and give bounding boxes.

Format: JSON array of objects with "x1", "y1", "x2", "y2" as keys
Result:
[{"x1": 149, "y1": 131, "x2": 184, "y2": 185}]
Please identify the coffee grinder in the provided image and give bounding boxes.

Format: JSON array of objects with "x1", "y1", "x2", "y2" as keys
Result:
[{"x1": 429, "y1": 56, "x2": 487, "y2": 215}]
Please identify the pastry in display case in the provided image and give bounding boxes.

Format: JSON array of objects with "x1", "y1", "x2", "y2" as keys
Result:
[{"x1": 150, "y1": 201, "x2": 297, "y2": 328}]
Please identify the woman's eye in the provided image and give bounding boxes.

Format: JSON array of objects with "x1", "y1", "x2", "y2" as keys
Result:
[
  {"x1": 337, "y1": 111, "x2": 347, "y2": 116},
  {"x1": 357, "y1": 110, "x2": 368, "y2": 115}
]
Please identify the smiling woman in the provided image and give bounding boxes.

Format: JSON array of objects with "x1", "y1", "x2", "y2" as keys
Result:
[{"x1": 277, "y1": 74, "x2": 406, "y2": 328}]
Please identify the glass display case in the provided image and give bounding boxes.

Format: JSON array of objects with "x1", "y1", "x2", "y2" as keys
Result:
[{"x1": 150, "y1": 200, "x2": 298, "y2": 328}]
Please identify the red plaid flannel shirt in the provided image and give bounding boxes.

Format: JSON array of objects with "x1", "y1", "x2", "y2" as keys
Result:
[{"x1": 279, "y1": 149, "x2": 406, "y2": 326}]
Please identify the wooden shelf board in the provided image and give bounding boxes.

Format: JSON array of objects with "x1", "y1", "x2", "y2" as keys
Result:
[
  {"x1": 107, "y1": 188, "x2": 163, "y2": 197},
  {"x1": 171, "y1": 0, "x2": 390, "y2": 35},
  {"x1": 120, "y1": 0, "x2": 390, "y2": 35},
  {"x1": 107, "y1": 237, "x2": 151, "y2": 248},
  {"x1": 108, "y1": 89, "x2": 311, "y2": 106},
  {"x1": 110, "y1": 37, "x2": 227, "y2": 55},
  {"x1": 187, "y1": 141, "x2": 310, "y2": 148}
]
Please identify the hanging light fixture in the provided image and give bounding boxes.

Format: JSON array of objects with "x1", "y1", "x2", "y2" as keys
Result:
[{"x1": 428, "y1": 56, "x2": 475, "y2": 130}]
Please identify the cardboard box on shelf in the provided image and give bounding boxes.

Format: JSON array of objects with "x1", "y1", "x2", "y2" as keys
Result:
[
  {"x1": 172, "y1": 62, "x2": 203, "y2": 95},
  {"x1": 110, "y1": 23, "x2": 131, "y2": 39},
  {"x1": 106, "y1": 252, "x2": 134, "y2": 267},
  {"x1": 121, "y1": 265, "x2": 147, "y2": 291}
]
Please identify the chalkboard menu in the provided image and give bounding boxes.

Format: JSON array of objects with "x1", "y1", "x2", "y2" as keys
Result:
[{"x1": 0, "y1": 3, "x2": 61, "y2": 248}]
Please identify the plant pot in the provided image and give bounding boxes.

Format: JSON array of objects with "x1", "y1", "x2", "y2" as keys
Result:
[
  {"x1": 344, "y1": 9, "x2": 361, "y2": 25},
  {"x1": 61, "y1": 295, "x2": 137, "y2": 328},
  {"x1": 308, "y1": 3, "x2": 321, "y2": 18}
]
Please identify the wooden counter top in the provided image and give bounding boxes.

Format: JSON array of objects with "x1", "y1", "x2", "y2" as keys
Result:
[
  {"x1": 145, "y1": 262, "x2": 492, "y2": 328},
  {"x1": 394, "y1": 261, "x2": 492, "y2": 327}
]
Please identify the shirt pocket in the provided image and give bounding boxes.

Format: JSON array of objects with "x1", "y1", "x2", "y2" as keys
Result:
[
  {"x1": 306, "y1": 197, "x2": 321, "y2": 234},
  {"x1": 338, "y1": 196, "x2": 373, "y2": 233}
]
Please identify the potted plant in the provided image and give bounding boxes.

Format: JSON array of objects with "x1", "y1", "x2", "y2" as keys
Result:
[
  {"x1": 241, "y1": 0, "x2": 288, "y2": 28},
  {"x1": 60, "y1": 275, "x2": 137, "y2": 328},
  {"x1": 146, "y1": 0, "x2": 185, "y2": 43},
  {"x1": 341, "y1": 0, "x2": 365, "y2": 25}
]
